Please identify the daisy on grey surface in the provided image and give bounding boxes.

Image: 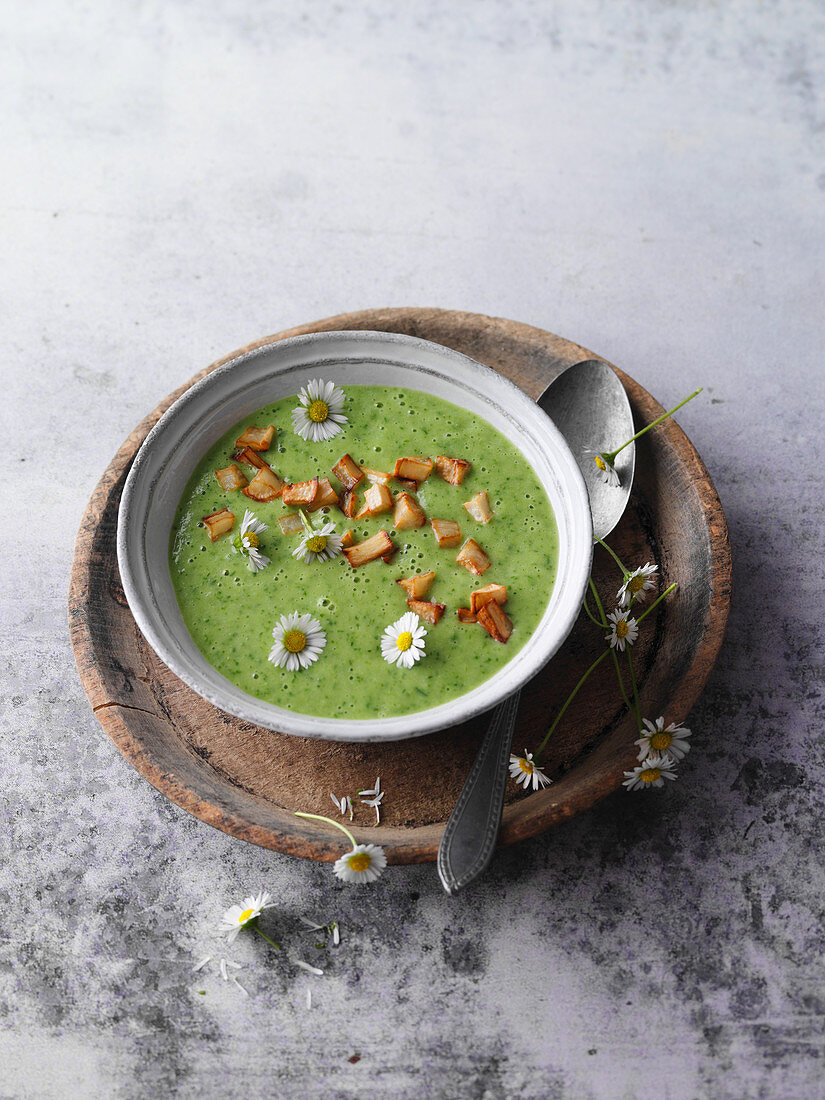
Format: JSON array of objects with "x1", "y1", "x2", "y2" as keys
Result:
[
  {"x1": 233, "y1": 510, "x2": 270, "y2": 572},
  {"x1": 622, "y1": 753, "x2": 678, "y2": 791},
  {"x1": 584, "y1": 448, "x2": 621, "y2": 488},
  {"x1": 291, "y1": 378, "x2": 348, "y2": 442},
  {"x1": 617, "y1": 562, "x2": 658, "y2": 608},
  {"x1": 330, "y1": 792, "x2": 353, "y2": 820},
  {"x1": 380, "y1": 611, "x2": 427, "y2": 668},
  {"x1": 358, "y1": 778, "x2": 384, "y2": 824},
  {"x1": 606, "y1": 607, "x2": 639, "y2": 651},
  {"x1": 269, "y1": 612, "x2": 327, "y2": 671},
  {"x1": 220, "y1": 890, "x2": 276, "y2": 943},
  {"x1": 294, "y1": 811, "x2": 388, "y2": 885},
  {"x1": 292, "y1": 512, "x2": 344, "y2": 564},
  {"x1": 636, "y1": 717, "x2": 692, "y2": 763},
  {"x1": 508, "y1": 750, "x2": 552, "y2": 791}
]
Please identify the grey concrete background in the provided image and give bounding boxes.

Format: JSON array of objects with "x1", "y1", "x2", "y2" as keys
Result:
[{"x1": 2, "y1": 1, "x2": 824, "y2": 1097}]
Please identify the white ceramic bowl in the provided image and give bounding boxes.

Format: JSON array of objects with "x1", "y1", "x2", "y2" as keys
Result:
[{"x1": 117, "y1": 331, "x2": 593, "y2": 742}]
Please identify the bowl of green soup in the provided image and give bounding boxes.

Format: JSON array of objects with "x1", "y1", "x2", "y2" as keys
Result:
[{"x1": 117, "y1": 330, "x2": 593, "y2": 742}]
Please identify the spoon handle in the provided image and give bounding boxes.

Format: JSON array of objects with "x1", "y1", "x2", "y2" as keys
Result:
[{"x1": 437, "y1": 691, "x2": 521, "y2": 894}]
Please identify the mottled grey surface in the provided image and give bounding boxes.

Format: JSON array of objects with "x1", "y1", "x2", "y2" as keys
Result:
[{"x1": 2, "y1": 1, "x2": 824, "y2": 1097}]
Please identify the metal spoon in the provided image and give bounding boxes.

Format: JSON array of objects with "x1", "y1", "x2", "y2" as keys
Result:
[{"x1": 437, "y1": 359, "x2": 636, "y2": 894}]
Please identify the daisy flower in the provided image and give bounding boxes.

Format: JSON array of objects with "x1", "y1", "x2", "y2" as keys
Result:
[
  {"x1": 380, "y1": 611, "x2": 427, "y2": 669},
  {"x1": 333, "y1": 843, "x2": 387, "y2": 885},
  {"x1": 636, "y1": 716, "x2": 692, "y2": 763},
  {"x1": 220, "y1": 890, "x2": 276, "y2": 943},
  {"x1": 269, "y1": 612, "x2": 327, "y2": 671},
  {"x1": 291, "y1": 378, "x2": 348, "y2": 443},
  {"x1": 292, "y1": 514, "x2": 344, "y2": 564},
  {"x1": 508, "y1": 750, "x2": 552, "y2": 791},
  {"x1": 622, "y1": 753, "x2": 678, "y2": 791},
  {"x1": 584, "y1": 448, "x2": 620, "y2": 488},
  {"x1": 617, "y1": 562, "x2": 658, "y2": 608},
  {"x1": 233, "y1": 510, "x2": 270, "y2": 572},
  {"x1": 606, "y1": 608, "x2": 639, "y2": 651}
]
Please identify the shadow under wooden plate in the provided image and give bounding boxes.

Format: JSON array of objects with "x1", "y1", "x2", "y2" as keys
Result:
[{"x1": 68, "y1": 308, "x2": 731, "y2": 864}]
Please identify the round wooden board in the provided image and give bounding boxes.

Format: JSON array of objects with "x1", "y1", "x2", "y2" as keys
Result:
[{"x1": 69, "y1": 309, "x2": 731, "y2": 864}]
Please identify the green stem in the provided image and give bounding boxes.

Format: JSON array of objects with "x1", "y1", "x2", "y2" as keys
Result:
[
  {"x1": 253, "y1": 926, "x2": 281, "y2": 951},
  {"x1": 636, "y1": 583, "x2": 677, "y2": 625},
  {"x1": 605, "y1": 389, "x2": 702, "y2": 462},
  {"x1": 626, "y1": 648, "x2": 642, "y2": 730},
  {"x1": 581, "y1": 593, "x2": 603, "y2": 628},
  {"x1": 295, "y1": 811, "x2": 356, "y2": 849},
  {"x1": 536, "y1": 649, "x2": 610, "y2": 758},
  {"x1": 594, "y1": 536, "x2": 629, "y2": 578},
  {"x1": 588, "y1": 577, "x2": 609, "y2": 625},
  {"x1": 610, "y1": 648, "x2": 633, "y2": 712}
]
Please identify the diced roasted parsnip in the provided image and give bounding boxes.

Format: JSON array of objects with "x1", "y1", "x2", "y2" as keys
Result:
[
  {"x1": 476, "y1": 600, "x2": 513, "y2": 643},
  {"x1": 469, "y1": 583, "x2": 508, "y2": 614},
  {"x1": 396, "y1": 571, "x2": 435, "y2": 598},
  {"x1": 456, "y1": 538, "x2": 491, "y2": 575},
  {"x1": 362, "y1": 467, "x2": 393, "y2": 486},
  {"x1": 395, "y1": 477, "x2": 418, "y2": 493},
  {"x1": 232, "y1": 446, "x2": 270, "y2": 471},
  {"x1": 406, "y1": 598, "x2": 446, "y2": 625},
  {"x1": 306, "y1": 477, "x2": 340, "y2": 512},
  {"x1": 381, "y1": 547, "x2": 397, "y2": 564},
  {"x1": 278, "y1": 513, "x2": 304, "y2": 536},
  {"x1": 235, "y1": 424, "x2": 276, "y2": 451},
  {"x1": 463, "y1": 490, "x2": 494, "y2": 524},
  {"x1": 340, "y1": 529, "x2": 355, "y2": 548},
  {"x1": 393, "y1": 492, "x2": 426, "y2": 529},
  {"x1": 215, "y1": 464, "x2": 248, "y2": 491},
  {"x1": 331, "y1": 453, "x2": 364, "y2": 491},
  {"x1": 363, "y1": 482, "x2": 393, "y2": 515},
  {"x1": 203, "y1": 509, "x2": 235, "y2": 541},
  {"x1": 340, "y1": 489, "x2": 358, "y2": 519},
  {"x1": 393, "y1": 456, "x2": 433, "y2": 482},
  {"x1": 435, "y1": 455, "x2": 472, "y2": 485},
  {"x1": 282, "y1": 477, "x2": 319, "y2": 506},
  {"x1": 343, "y1": 529, "x2": 395, "y2": 568},
  {"x1": 241, "y1": 465, "x2": 283, "y2": 502},
  {"x1": 354, "y1": 500, "x2": 372, "y2": 521},
  {"x1": 456, "y1": 608, "x2": 478, "y2": 623},
  {"x1": 430, "y1": 517, "x2": 462, "y2": 548}
]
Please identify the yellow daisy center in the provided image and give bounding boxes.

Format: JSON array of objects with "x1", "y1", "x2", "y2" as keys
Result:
[
  {"x1": 616, "y1": 619, "x2": 629, "y2": 638},
  {"x1": 650, "y1": 731, "x2": 671, "y2": 751},
  {"x1": 629, "y1": 574, "x2": 645, "y2": 593},
  {"x1": 348, "y1": 852, "x2": 371, "y2": 872},
  {"x1": 239, "y1": 908, "x2": 255, "y2": 923},
  {"x1": 283, "y1": 629, "x2": 307, "y2": 653},
  {"x1": 243, "y1": 532, "x2": 259, "y2": 549},
  {"x1": 396, "y1": 631, "x2": 413, "y2": 652},
  {"x1": 517, "y1": 757, "x2": 534, "y2": 775},
  {"x1": 594, "y1": 454, "x2": 606, "y2": 471},
  {"x1": 305, "y1": 535, "x2": 328, "y2": 553},
  {"x1": 308, "y1": 399, "x2": 329, "y2": 423},
  {"x1": 640, "y1": 767, "x2": 661, "y2": 783}
]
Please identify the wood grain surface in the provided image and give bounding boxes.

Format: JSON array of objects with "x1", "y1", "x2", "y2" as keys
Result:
[{"x1": 68, "y1": 309, "x2": 731, "y2": 864}]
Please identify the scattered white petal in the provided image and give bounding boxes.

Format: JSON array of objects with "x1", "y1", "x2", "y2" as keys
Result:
[
  {"x1": 231, "y1": 977, "x2": 249, "y2": 997},
  {"x1": 269, "y1": 611, "x2": 327, "y2": 671},
  {"x1": 380, "y1": 612, "x2": 427, "y2": 669},
  {"x1": 298, "y1": 916, "x2": 327, "y2": 931},
  {"x1": 223, "y1": 959, "x2": 242, "y2": 970},
  {"x1": 192, "y1": 956, "x2": 212, "y2": 972},
  {"x1": 617, "y1": 562, "x2": 659, "y2": 608},
  {"x1": 508, "y1": 750, "x2": 552, "y2": 791},
  {"x1": 332, "y1": 923, "x2": 340, "y2": 947},
  {"x1": 306, "y1": 988, "x2": 312, "y2": 1010},
  {"x1": 293, "y1": 959, "x2": 324, "y2": 976},
  {"x1": 606, "y1": 608, "x2": 639, "y2": 651},
  {"x1": 219, "y1": 958, "x2": 228, "y2": 981}
]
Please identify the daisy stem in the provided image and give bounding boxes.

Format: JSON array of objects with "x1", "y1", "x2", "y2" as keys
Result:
[
  {"x1": 536, "y1": 648, "x2": 610, "y2": 758},
  {"x1": 605, "y1": 389, "x2": 702, "y2": 462},
  {"x1": 581, "y1": 592, "x2": 604, "y2": 628},
  {"x1": 594, "y1": 536, "x2": 628, "y2": 577},
  {"x1": 253, "y1": 926, "x2": 281, "y2": 951},
  {"x1": 295, "y1": 811, "x2": 357, "y2": 849},
  {"x1": 587, "y1": 577, "x2": 609, "y2": 626},
  {"x1": 636, "y1": 582, "x2": 678, "y2": 624},
  {"x1": 626, "y1": 647, "x2": 643, "y2": 730},
  {"x1": 587, "y1": 577, "x2": 632, "y2": 712}
]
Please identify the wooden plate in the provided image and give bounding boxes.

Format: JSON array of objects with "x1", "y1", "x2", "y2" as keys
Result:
[{"x1": 69, "y1": 309, "x2": 731, "y2": 864}]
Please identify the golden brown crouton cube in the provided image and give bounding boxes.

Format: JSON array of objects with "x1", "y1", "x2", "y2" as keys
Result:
[
  {"x1": 393, "y1": 492, "x2": 426, "y2": 529},
  {"x1": 456, "y1": 538, "x2": 491, "y2": 575},
  {"x1": 363, "y1": 482, "x2": 393, "y2": 515},
  {"x1": 278, "y1": 513, "x2": 304, "y2": 536},
  {"x1": 306, "y1": 477, "x2": 341, "y2": 512},
  {"x1": 395, "y1": 477, "x2": 419, "y2": 493},
  {"x1": 235, "y1": 424, "x2": 276, "y2": 451},
  {"x1": 393, "y1": 456, "x2": 433, "y2": 482},
  {"x1": 241, "y1": 465, "x2": 284, "y2": 502},
  {"x1": 362, "y1": 467, "x2": 393, "y2": 486},
  {"x1": 381, "y1": 547, "x2": 398, "y2": 564},
  {"x1": 203, "y1": 509, "x2": 235, "y2": 541},
  {"x1": 215, "y1": 464, "x2": 248, "y2": 491},
  {"x1": 407, "y1": 598, "x2": 446, "y2": 625},
  {"x1": 340, "y1": 489, "x2": 358, "y2": 519},
  {"x1": 470, "y1": 583, "x2": 508, "y2": 614},
  {"x1": 456, "y1": 608, "x2": 478, "y2": 623},
  {"x1": 232, "y1": 446, "x2": 270, "y2": 471},
  {"x1": 396, "y1": 571, "x2": 435, "y2": 598},
  {"x1": 281, "y1": 477, "x2": 319, "y2": 507},
  {"x1": 476, "y1": 601, "x2": 513, "y2": 642},
  {"x1": 430, "y1": 517, "x2": 462, "y2": 548},
  {"x1": 435, "y1": 455, "x2": 472, "y2": 485},
  {"x1": 463, "y1": 490, "x2": 494, "y2": 524},
  {"x1": 343, "y1": 529, "x2": 395, "y2": 568},
  {"x1": 340, "y1": 529, "x2": 355, "y2": 548},
  {"x1": 332, "y1": 453, "x2": 364, "y2": 491}
]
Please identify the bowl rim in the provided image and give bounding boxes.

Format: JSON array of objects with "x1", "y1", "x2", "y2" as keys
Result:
[{"x1": 117, "y1": 329, "x2": 593, "y2": 741}]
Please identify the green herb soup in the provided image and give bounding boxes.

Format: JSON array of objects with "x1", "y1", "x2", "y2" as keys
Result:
[{"x1": 170, "y1": 385, "x2": 558, "y2": 719}]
